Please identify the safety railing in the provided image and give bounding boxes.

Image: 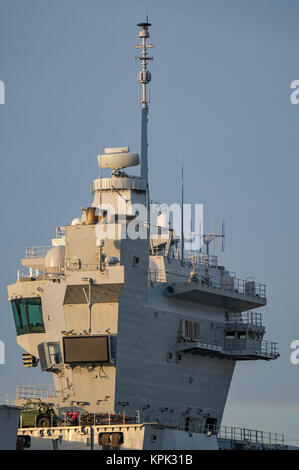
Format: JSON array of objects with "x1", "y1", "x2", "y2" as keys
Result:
[
  {"x1": 219, "y1": 426, "x2": 284, "y2": 446},
  {"x1": 19, "y1": 410, "x2": 140, "y2": 429},
  {"x1": 178, "y1": 332, "x2": 278, "y2": 359},
  {"x1": 185, "y1": 251, "x2": 218, "y2": 268},
  {"x1": 65, "y1": 261, "x2": 100, "y2": 272},
  {"x1": 226, "y1": 311, "x2": 263, "y2": 326},
  {"x1": 260, "y1": 341, "x2": 279, "y2": 357},
  {"x1": 25, "y1": 246, "x2": 52, "y2": 259},
  {"x1": 224, "y1": 338, "x2": 278, "y2": 358},
  {"x1": 209, "y1": 274, "x2": 266, "y2": 298},
  {"x1": 173, "y1": 422, "x2": 285, "y2": 447},
  {"x1": 149, "y1": 268, "x2": 266, "y2": 299},
  {"x1": 17, "y1": 267, "x2": 64, "y2": 282},
  {"x1": 16, "y1": 385, "x2": 57, "y2": 401},
  {"x1": 150, "y1": 245, "x2": 219, "y2": 268},
  {"x1": 56, "y1": 226, "x2": 65, "y2": 238},
  {"x1": 17, "y1": 262, "x2": 115, "y2": 281},
  {"x1": 148, "y1": 269, "x2": 167, "y2": 282}
]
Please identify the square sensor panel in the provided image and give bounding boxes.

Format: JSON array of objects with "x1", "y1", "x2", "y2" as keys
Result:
[{"x1": 63, "y1": 335, "x2": 110, "y2": 364}]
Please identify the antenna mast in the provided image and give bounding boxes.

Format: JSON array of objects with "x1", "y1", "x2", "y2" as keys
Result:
[
  {"x1": 200, "y1": 219, "x2": 226, "y2": 257},
  {"x1": 136, "y1": 19, "x2": 154, "y2": 183}
]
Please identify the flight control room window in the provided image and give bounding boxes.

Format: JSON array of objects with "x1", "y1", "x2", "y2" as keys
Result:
[{"x1": 11, "y1": 298, "x2": 45, "y2": 335}]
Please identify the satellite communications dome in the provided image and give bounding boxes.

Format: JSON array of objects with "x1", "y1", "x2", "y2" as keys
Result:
[
  {"x1": 71, "y1": 218, "x2": 82, "y2": 226},
  {"x1": 44, "y1": 246, "x2": 65, "y2": 269},
  {"x1": 98, "y1": 147, "x2": 140, "y2": 170},
  {"x1": 157, "y1": 213, "x2": 168, "y2": 228}
]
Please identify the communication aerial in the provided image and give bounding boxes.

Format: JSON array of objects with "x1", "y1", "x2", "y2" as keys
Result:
[
  {"x1": 135, "y1": 18, "x2": 154, "y2": 183},
  {"x1": 199, "y1": 218, "x2": 225, "y2": 257}
]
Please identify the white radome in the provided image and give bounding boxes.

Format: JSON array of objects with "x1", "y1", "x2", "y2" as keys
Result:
[
  {"x1": 71, "y1": 218, "x2": 82, "y2": 226},
  {"x1": 157, "y1": 213, "x2": 168, "y2": 228},
  {"x1": 96, "y1": 238, "x2": 105, "y2": 247},
  {"x1": 44, "y1": 246, "x2": 65, "y2": 269}
]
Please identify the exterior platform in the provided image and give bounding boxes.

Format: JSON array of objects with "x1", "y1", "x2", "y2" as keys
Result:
[
  {"x1": 176, "y1": 339, "x2": 279, "y2": 361},
  {"x1": 164, "y1": 279, "x2": 266, "y2": 311}
]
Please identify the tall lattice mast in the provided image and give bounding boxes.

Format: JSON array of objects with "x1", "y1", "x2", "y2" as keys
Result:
[{"x1": 135, "y1": 19, "x2": 154, "y2": 183}]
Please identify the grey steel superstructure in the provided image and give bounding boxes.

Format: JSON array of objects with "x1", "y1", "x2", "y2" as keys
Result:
[
  {"x1": 0, "y1": 405, "x2": 20, "y2": 450},
  {"x1": 7, "y1": 21, "x2": 279, "y2": 450}
]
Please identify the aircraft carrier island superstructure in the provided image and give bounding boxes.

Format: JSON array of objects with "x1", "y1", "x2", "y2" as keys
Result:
[{"x1": 7, "y1": 21, "x2": 282, "y2": 450}]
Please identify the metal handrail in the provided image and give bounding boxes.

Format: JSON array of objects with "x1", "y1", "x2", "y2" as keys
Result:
[
  {"x1": 173, "y1": 422, "x2": 285, "y2": 446},
  {"x1": 17, "y1": 267, "x2": 65, "y2": 282},
  {"x1": 150, "y1": 248, "x2": 218, "y2": 268},
  {"x1": 178, "y1": 334, "x2": 278, "y2": 358},
  {"x1": 56, "y1": 227, "x2": 65, "y2": 238},
  {"x1": 224, "y1": 338, "x2": 278, "y2": 357},
  {"x1": 25, "y1": 246, "x2": 52, "y2": 259},
  {"x1": 18, "y1": 405, "x2": 140, "y2": 429},
  {"x1": 211, "y1": 275, "x2": 266, "y2": 298},
  {"x1": 185, "y1": 250, "x2": 218, "y2": 268},
  {"x1": 16, "y1": 385, "x2": 57, "y2": 401},
  {"x1": 148, "y1": 268, "x2": 266, "y2": 298},
  {"x1": 148, "y1": 269, "x2": 166, "y2": 282},
  {"x1": 261, "y1": 341, "x2": 279, "y2": 356},
  {"x1": 219, "y1": 425, "x2": 284, "y2": 446},
  {"x1": 17, "y1": 261, "x2": 116, "y2": 281},
  {"x1": 226, "y1": 311, "x2": 263, "y2": 326},
  {"x1": 65, "y1": 262, "x2": 100, "y2": 272}
]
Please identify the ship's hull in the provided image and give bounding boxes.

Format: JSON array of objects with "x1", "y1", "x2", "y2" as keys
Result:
[{"x1": 17, "y1": 423, "x2": 218, "y2": 450}]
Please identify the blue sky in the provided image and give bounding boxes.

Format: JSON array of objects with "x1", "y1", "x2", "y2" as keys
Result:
[{"x1": 1, "y1": 0, "x2": 299, "y2": 442}]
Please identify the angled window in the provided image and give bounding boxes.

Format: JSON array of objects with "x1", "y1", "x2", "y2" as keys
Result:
[
  {"x1": 11, "y1": 298, "x2": 45, "y2": 336},
  {"x1": 26, "y1": 298, "x2": 44, "y2": 332},
  {"x1": 11, "y1": 300, "x2": 29, "y2": 335}
]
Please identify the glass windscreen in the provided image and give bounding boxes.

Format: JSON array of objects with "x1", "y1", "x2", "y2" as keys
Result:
[{"x1": 11, "y1": 298, "x2": 45, "y2": 335}]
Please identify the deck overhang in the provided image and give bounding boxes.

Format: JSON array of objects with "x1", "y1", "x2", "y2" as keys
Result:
[
  {"x1": 165, "y1": 283, "x2": 266, "y2": 311},
  {"x1": 176, "y1": 341, "x2": 278, "y2": 361}
]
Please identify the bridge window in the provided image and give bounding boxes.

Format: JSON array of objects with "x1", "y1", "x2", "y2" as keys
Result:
[
  {"x1": 11, "y1": 298, "x2": 45, "y2": 336},
  {"x1": 225, "y1": 330, "x2": 235, "y2": 339},
  {"x1": 237, "y1": 331, "x2": 246, "y2": 339}
]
